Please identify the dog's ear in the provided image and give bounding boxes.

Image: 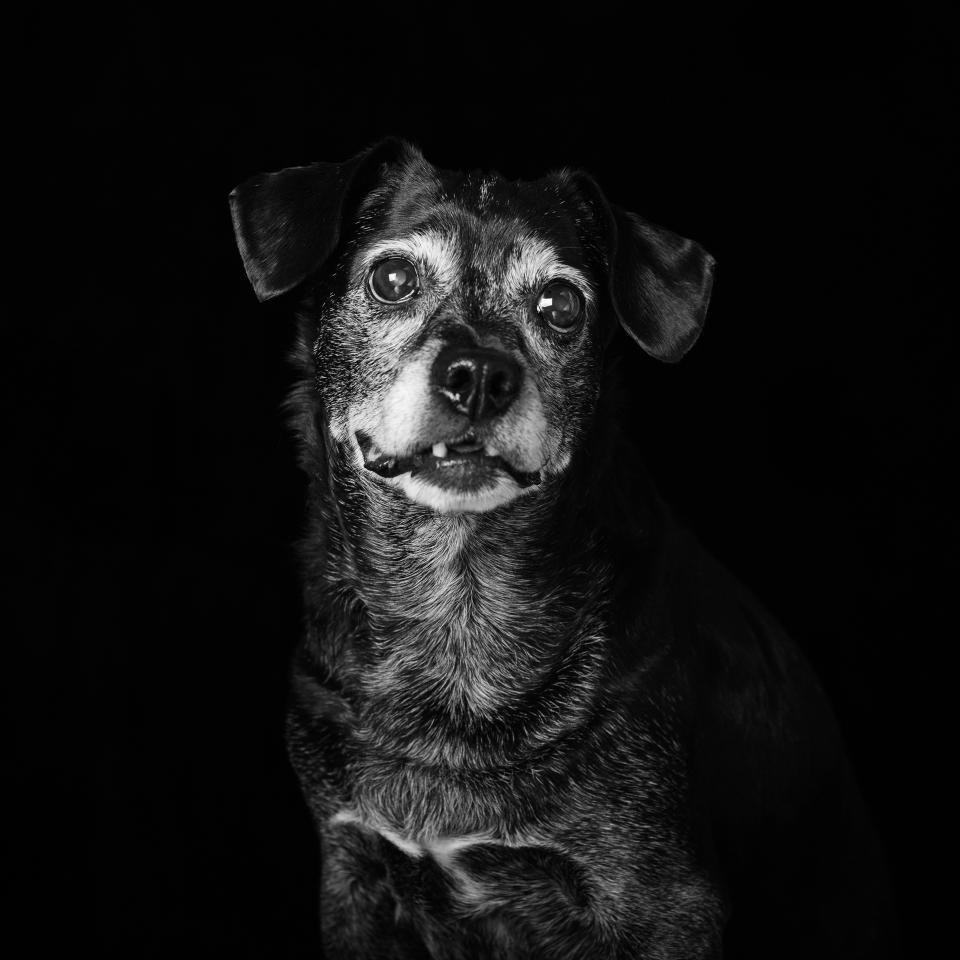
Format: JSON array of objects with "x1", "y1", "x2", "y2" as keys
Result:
[
  {"x1": 229, "y1": 137, "x2": 411, "y2": 301},
  {"x1": 568, "y1": 172, "x2": 716, "y2": 362}
]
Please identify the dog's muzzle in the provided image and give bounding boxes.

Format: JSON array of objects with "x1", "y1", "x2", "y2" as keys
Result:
[{"x1": 353, "y1": 342, "x2": 543, "y2": 494}]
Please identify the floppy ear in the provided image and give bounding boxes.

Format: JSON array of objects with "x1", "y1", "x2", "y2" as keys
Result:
[
  {"x1": 570, "y1": 173, "x2": 716, "y2": 362},
  {"x1": 229, "y1": 137, "x2": 410, "y2": 301}
]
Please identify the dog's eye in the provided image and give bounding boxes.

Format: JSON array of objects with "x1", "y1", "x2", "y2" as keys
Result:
[
  {"x1": 369, "y1": 258, "x2": 420, "y2": 303},
  {"x1": 536, "y1": 282, "x2": 582, "y2": 331}
]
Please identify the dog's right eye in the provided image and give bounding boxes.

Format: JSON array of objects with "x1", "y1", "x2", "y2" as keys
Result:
[{"x1": 368, "y1": 258, "x2": 420, "y2": 303}]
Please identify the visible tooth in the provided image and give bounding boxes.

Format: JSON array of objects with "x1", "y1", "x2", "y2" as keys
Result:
[
  {"x1": 432, "y1": 442, "x2": 448, "y2": 458},
  {"x1": 485, "y1": 445, "x2": 499, "y2": 458}
]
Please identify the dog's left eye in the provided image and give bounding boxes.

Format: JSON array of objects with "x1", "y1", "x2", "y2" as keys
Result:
[
  {"x1": 369, "y1": 258, "x2": 420, "y2": 303},
  {"x1": 536, "y1": 282, "x2": 582, "y2": 331}
]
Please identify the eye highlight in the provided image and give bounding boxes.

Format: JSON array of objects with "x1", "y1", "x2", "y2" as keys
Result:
[
  {"x1": 369, "y1": 257, "x2": 420, "y2": 303},
  {"x1": 536, "y1": 281, "x2": 583, "y2": 332}
]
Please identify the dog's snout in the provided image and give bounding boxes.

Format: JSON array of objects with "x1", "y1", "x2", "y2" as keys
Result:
[{"x1": 432, "y1": 345, "x2": 521, "y2": 421}]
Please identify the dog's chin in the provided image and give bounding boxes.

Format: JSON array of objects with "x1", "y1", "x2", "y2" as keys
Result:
[{"x1": 392, "y1": 471, "x2": 528, "y2": 514}]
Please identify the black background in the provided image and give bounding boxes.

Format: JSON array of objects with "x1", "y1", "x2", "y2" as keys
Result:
[{"x1": 16, "y1": 6, "x2": 953, "y2": 957}]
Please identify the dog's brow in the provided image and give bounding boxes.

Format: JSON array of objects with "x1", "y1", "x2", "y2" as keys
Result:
[
  {"x1": 355, "y1": 227, "x2": 594, "y2": 309},
  {"x1": 356, "y1": 231, "x2": 462, "y2": 282},
  {"x1": 500, "y1": 233, "x2": 595, "y2": 306}
]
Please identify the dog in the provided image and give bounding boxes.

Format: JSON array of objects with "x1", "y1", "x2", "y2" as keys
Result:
[{"x1": 229, "y1": 138, "x2": 895, "y2": 958}]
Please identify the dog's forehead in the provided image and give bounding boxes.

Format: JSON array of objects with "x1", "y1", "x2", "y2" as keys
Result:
[
  {"x1": 354, "y1": 163, "x2": 595, "y2": 304},
  {"x1": 370, "y1": 164, "x2": 587, "y2": 267},
  {"x1": 433, "y1": 167, "x2": 569, "y2": 225}
]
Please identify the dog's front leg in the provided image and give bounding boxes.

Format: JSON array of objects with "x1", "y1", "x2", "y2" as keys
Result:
[
  {"x1": 447, "y1": 843, "x2": 723, "y2": 960},
  {"x1": 318, "y1": 825, "x2": 436, "y2": 960}
]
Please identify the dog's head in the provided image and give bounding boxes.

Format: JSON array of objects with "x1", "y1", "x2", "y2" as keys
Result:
[{"x1": 230, "y1": 139, "x2": 714, "y2": 514}]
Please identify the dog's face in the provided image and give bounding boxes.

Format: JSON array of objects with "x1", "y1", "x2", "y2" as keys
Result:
[
  {"x1": 313, "y1": 159, "x2": 606, "y2": 513},
  {"x1": 230, "y1": 139, "x2": 715, "y2": 514}
]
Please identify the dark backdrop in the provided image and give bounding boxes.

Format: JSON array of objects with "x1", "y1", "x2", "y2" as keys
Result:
[{"x1": 16, "y1": 7, "x2": 953, "y2": 957}]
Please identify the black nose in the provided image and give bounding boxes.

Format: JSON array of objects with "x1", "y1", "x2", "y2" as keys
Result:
[{"x1": 431, "y1": 345, "x2": 522, "y2": 421}]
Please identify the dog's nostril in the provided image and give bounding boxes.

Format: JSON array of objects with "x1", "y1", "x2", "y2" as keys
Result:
[
  {"x1": 445, "y1": 365, "x2": 473, "y2": 393},
  {"x1": 488, "y1": 369, "x2": 517, "y2": 409}
]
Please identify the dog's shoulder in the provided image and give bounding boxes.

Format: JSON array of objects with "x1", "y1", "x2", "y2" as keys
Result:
[
  {"x1": 595, "y1": 466, "x2": 844, "y2": 777},
  {"x1": 636, "y1": 508, "x2": 858, "y2": 816}
]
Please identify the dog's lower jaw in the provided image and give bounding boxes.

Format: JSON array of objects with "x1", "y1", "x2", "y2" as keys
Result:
[{"x1": 390, "y1": 470, "x2": 534, "y2": 513}]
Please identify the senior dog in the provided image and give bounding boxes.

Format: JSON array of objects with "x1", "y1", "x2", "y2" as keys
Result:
[{"x1": 229, "y1": 138, "x2": 893, "y2": 958}]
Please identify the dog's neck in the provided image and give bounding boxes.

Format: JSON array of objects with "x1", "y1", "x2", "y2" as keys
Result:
[{"x1": 301, "y1": 430, "x2": 640, "y2": 767}]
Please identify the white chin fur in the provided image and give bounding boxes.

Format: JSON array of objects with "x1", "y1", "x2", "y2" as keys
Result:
[{"x1": 391, "y1": 472, "x2": 528, "y2": 514}]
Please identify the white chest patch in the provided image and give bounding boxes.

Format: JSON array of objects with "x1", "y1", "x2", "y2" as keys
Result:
[{"x1": 329, "y1": 808, "x2": 553, "y2": 907}]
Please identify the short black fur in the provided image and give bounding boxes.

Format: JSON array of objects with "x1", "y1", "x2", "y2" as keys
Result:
[{"x1": 230, "y1": 139, "x2": 894, "y2": 959}]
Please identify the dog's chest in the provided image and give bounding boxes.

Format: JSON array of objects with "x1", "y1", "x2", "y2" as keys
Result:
[
  {"x1": 328, "y1": 805, "x2": 589, "y2": 930},
  {"x1": 333, "y1": 806, "x2": 542, "y2": 884}
]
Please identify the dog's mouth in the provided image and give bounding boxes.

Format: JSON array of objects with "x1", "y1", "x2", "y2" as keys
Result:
[{"x1": 355, "y1": 431, "x2": 541, "y2": 489}]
